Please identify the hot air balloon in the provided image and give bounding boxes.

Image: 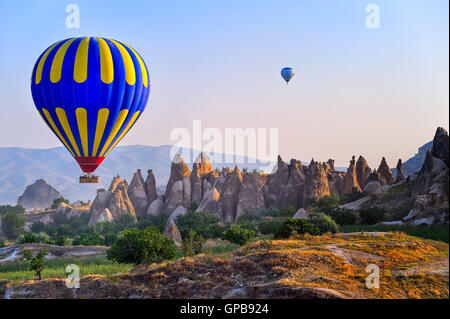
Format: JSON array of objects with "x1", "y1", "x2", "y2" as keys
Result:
[
  {"x1": 281, "y1": 67, "x2": 294, "y2": 84},
  {"x1": 31, "y1": 37, "x2": 150, "y2": 183}
]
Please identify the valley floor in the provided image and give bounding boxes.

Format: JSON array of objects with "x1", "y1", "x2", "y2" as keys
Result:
[{"x1": 1, "y1": 232, "x2": 448, "y2": 299}]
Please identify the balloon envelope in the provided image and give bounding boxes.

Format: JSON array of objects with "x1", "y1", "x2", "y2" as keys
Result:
[
  {"x1": 281, "y1": 67, "x2": 294, "y2": 84},
  {"x1": 31, "y1": 37, "x2": 150, "y2": 173}
]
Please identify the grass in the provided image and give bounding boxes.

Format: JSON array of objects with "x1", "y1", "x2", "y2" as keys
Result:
[
  {"x1": 0, "y1": 256, "x2": 133, "y2": 282},
  {"x1": 339, "y1": 224, "x2": 449, "y2": 243}
]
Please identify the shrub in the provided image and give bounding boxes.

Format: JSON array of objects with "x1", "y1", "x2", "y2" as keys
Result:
[
  {"x1": 359, "y1": 207, "x2": 386, "y2": 225},
  {"x1": 182, "y1": 230, "x2": 205, "y2": 257},
  {"x1": 313, "y1": 194, "x2": 340, "y2": 214},
  {"x1": 176, "y1": 210, "x2": 221, "y2": 239},
  {"x1": 103, "y1": 232, "x2": 118, "y2": 246},
  {"x1": 256, "y1": 218, "x2": 283, "y2": 235},
  {"x1": 18, "y1": 232, "x2": 40, "y2": 244},
  {"x1": 146, "y1": 212, "x2": 169, "y2": 233},
  {"x1": 54, "y1": 235, "x2": 69, "y2": 246},
  {"x1": 257, "y1": 206, "x2": 282, "y2": 218},
  {"x1": 0, "y1": 240, "x2": 4, "y2": 248},
  {"x1": 23, "y1": 248, "x2": 47, "y2": 280},
  {"x1": 1, "y1": 212, "x2": 25, "y2": 239},
  {"x1": 311, "y1": 213, "x2": 339, "y2": 234},
  {"x1": 274, "y1": 218, "x2": 320, "y2": 239},
  {"x1": 107, "y1": 226, "x2": 176, "y2": 264},
  {"x1": 329, "y1": 208, "x2": 357, "y2": 226},
  {"x1": 0, "y1": 205, "x2": 25, "y2": 215},
  {"x1": 72, "y1": 232, "x2": 103, "y2": 246},
  {"x1": 119, "y1": 212, "x2": 136, "y2": 226},
  {"x1": 51, "y1": 197, "x2": 69, "y2": 209},
  {"x1": 222, "y1": 224, "x2": 256, "y2": 246},
  {"x1": 235, "y1": 220, "x2": 257, "y2": 232},
  {"x1": 30, "y1": 221, "x2": 47, "y2": 233},
  {"x1": 340, "y1": 187, "x2": 365, "y2": 204}
]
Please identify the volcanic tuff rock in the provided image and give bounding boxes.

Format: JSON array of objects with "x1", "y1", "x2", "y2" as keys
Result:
[
  {"x1": 146, "y1": 198, "x2": 164, "y2": 217},
  {"x1": 293, "y1": 208, "x2": 310, "y2": 219},
  {"x1": 263, "y1": 156, "x2": 289, "y2": 208},
  {"x1": 304, "y1": 160, "x2": 330, "y2": 200},
  {"x1": 395, "y1": 159, "x2": 406, "y2": 183},
  {"x1": 279, "y1": 159, "x2": 305, "y2": 210},
  {"x1": 163, "y1": 178, "x2": 191, "y2": 215},
  {"x1": 431, "y1": 127, "x2": 449, "y2": 168},
  {"x1": 236, "y1": 173, "x2": 266, "y2": 219},
  {"x1": 17, "y1": 179, "x2": 62, "y2": 211},
  {"x1": 197, "y1": 187, "x2": 220, "y2": 213},
  {"x1": 342, "y1": 156, "x2": 362, "y2": 194},
  {"x1": 165, "y1": 153, "x2": 191, "y2": 198},
  {"x1": 127, "y1": 169, "x2": 150, "y2": 219},
  {"x1": 355, "y1": 156, "x2": 371, "y2": 190},
  {"x1": 163, "y1": 218, "x2": 182, "y2": 247},
  {"x1": 144, "y1": 169, "x2": 157, "y2": 204},
  {"x1": 377, "y1": 157, "x2": 395, "y2": 184},
  {"x1": 216, "y1": 166, "x2": 243, "y2": 223},
  {"x1": 88, "y1": 176, "x2": 137, "y2": 225},
  {"x1": 190, "y1": 152, "x2": 215, "y2": 204}
]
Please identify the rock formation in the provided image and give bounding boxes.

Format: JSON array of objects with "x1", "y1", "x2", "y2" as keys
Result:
[
  {"x1": 146, "y1": 198, "x2": 164, "y2": 217},
  {"x1": 163, "y1": 219, "x2": 182, "y2": 247},
  {"x1": 263, "y1": 156, "x2": 289, "y2": 208},
  {"x1": 165, "y1": 153, "x2": 191, "y2": 198},
  {"x1": 431, "y1": 127, "x2": 449, "y2": 168},
  {"x1": 235, "y1": 173, "x2": 265, "y2": 219},
  {"x1": 190, "y1": 152, "x2": 215, "y2": 204},
  {"x1": 17, "y1": 179, "x2": 62, "y2": 211},
  {"x1": 395, "y1": 159, "x2": 406, "y2": 183},
  {"x1": 355, "y1": 156, "x2": 371, "y2": 189},
  {"x1": 144, "y1": 169, "x2": 157, "y2": 204},
  {"x1": 163, "y1": 178, "x2": 191, "y2": 215},
  {"x1": 342, "y1": 156, "x2": 361, "y2": 194},
  {"x1": 304, "y1": 159, "x2": 330, "y2": 201},
  {"x1": 293, "y1": 208, "x2": 310, "y2": 219},
  {"x1": 127, "y1": 169, "x2": 150, "y2": 219},
  {"x1": 88, "y1": 176, "x2": 137, "y2": 225},
  {"x1": 216, "y1": 166, "x2": 243, "y2": 222},
  {"x1": 279, "y1": 159, "x2": 305, "y2": 210},
  {"x1": 377, "y1": 157, "x2": 395, "y2": 184},
  {"x1": 197, "y1": 187, "x2": 220, "y2": 213}
]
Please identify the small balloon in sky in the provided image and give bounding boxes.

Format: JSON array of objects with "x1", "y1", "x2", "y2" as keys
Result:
[{"x1": 281, "y1": 67, "x2": 294, "y2": 84}]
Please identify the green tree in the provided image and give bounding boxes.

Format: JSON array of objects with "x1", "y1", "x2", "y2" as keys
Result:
[
  {"x1": 274, "y1": 218, "x2": 320, "y2": 239},
  {"x1": 311, "y1": 213, "x2": 339, "y2": 234},
  {"x1": 176, "y1": 210, "x2": 221, "y2": 239},
  {"x1": 107, "y1": 226, "x2": 176, "y2": 264},
  {"x1": 0, "y1": 205, "x2": 25, "y2": 215},
  {"x1": 1, "y1": 212, "x2": 25, "y2": 239},
  {"x1": 329, "y1": 208, "x2": 357, "y2": 226},
  {"x1": 30, "y1": 221, "x2": 47, "y2": 233},
  {"x1": 359, "y1": 207, "x2": 386, "y2": 225},
  {"x1": 222, "y1": 224, "x2": 256, "y2": 246},
  {"x1": 182, "y1": 230, "x2": 205, "y2": 257},
  {"x1": 72, "y1": 232, "x2": 103, "y2": 246},
  {"x1": 51, "y1": 197, "x2": 69, "y2": 209},
  {"x1": 23, "y1": 248, "x2": 48, "y2": 280}
]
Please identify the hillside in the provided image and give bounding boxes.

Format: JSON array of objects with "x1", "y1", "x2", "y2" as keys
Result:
[{"x1": 2, "y1": 232, "x2": 448, "y2": 299}]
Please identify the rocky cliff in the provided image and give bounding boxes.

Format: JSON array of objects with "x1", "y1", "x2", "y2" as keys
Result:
[{"x1": 17, "y1": 179, "x2": 62, "y2": 210}]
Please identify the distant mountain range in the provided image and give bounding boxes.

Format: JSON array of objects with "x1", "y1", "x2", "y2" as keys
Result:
[{"x1": 0, "y1": 141, "x2": 431, "y2": 205}]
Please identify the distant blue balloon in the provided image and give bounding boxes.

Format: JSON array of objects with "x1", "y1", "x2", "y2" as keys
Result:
[{"x1": 281, "y1": 67, "x2": 295, "y2": 84}]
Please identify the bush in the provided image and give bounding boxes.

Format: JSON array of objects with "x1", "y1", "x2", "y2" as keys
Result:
[
  {"x1": 182, "y1": 230, "x2": 205, "y2": 257},
  {"x1": 256, "y1": 218, "x2": 283, "y2": 235},
  {"x1": 311, "y1": 213, "x2": 339, "y2": 234},
  {"x1": 257, "y1": 206, "x2": 282, "y2": 218},
  {"x1": 1, "y1": 212, "x2": 25, "y2": 239},
  {"x1": 23, "y1": 248, "x2": 48, "y2": 280},
  {"x1": 329, "y1": 208, "x2": 357, "y2": 226},
  {"x1": 359, "y1": 207, "x2": 386, "y2": 225},
  {"x1": 72, "y1": 232, "x2": 103, "y2": 246},
  {"x1": 103, "y1": 233, "x2": 118, "y2": 246},
  {"x1": 51, "y1": 197, "x2": 69, "y2": 209},
  {"x1": 0, "y1": 205, "x2": 25, "y2": 215},
  {"x1": 54, "y1": 235, "x2": 69, "y2": 246},
  {"x1": 146, "y1": 212, "x2": 169, "y2": 233},
  {"x1": 340, "y1": 187, "x2": 365, "y2": 204},
  {"x1": 222, "y1": 224, "x2": 256, "y2": 246},
  {"x1": 274, "y1": 218, "x2": 320, "y2": 239},
  {"x1": 30, "y1": 221, "x2": 47, "y2": 233},
  {"x1": 176, "y1": 210, "x2": 221, "y2": 239},
  {"x1": 18, "y1": 232, "x2": 39, "y2": 244},
  {"x1": 0, "y1": 240, "x2": 4, "y2": 248},
  {"x1": 107, "y1": 226, "x2": 176, "y2": 264},
  {"x1": 235, "y1": 220, "x2": 257, "y2": 232},
  {"x1": 313, "y1": 195, "x2": 340, "y2": 214}
]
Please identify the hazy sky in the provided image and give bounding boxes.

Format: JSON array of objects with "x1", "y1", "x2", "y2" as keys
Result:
[{"x1": 0, "y1": 0, "x2": 448, "y2": 168}]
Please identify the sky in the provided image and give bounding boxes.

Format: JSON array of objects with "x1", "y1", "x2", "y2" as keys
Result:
[{"x1": 0, "y1": 0, "x2": 448, "y2": 168}]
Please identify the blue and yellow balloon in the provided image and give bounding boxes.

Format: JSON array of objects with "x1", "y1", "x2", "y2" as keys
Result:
[{"x1": 31, "y1": 37, "x2": 150, "y2": 181}]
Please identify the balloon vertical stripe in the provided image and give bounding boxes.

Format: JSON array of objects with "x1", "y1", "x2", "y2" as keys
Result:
[
  {"x1": 50, "y1": 38, "x2": 77, "y2": 83},
  {"x1": 76, "y1": 108, "x2": 89, "y2": 156},
  {"x1": 92, "y1": 108, "x2": 109, "y2": 156},
  {"x1": 73, "y1": 37, "x2": 90, "y2": 83},
  {"x1": 41, "y1": 108, "x2": 76, "y2": 157}
]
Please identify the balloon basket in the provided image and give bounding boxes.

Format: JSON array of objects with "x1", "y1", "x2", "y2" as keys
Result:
[{"x1": 80, "y1": 174, "x2": 99, "y2": 184}]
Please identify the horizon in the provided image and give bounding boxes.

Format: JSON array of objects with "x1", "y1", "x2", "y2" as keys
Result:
[{"x1": 0, "y1": 0, "x2": 448, "y2": 168}]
